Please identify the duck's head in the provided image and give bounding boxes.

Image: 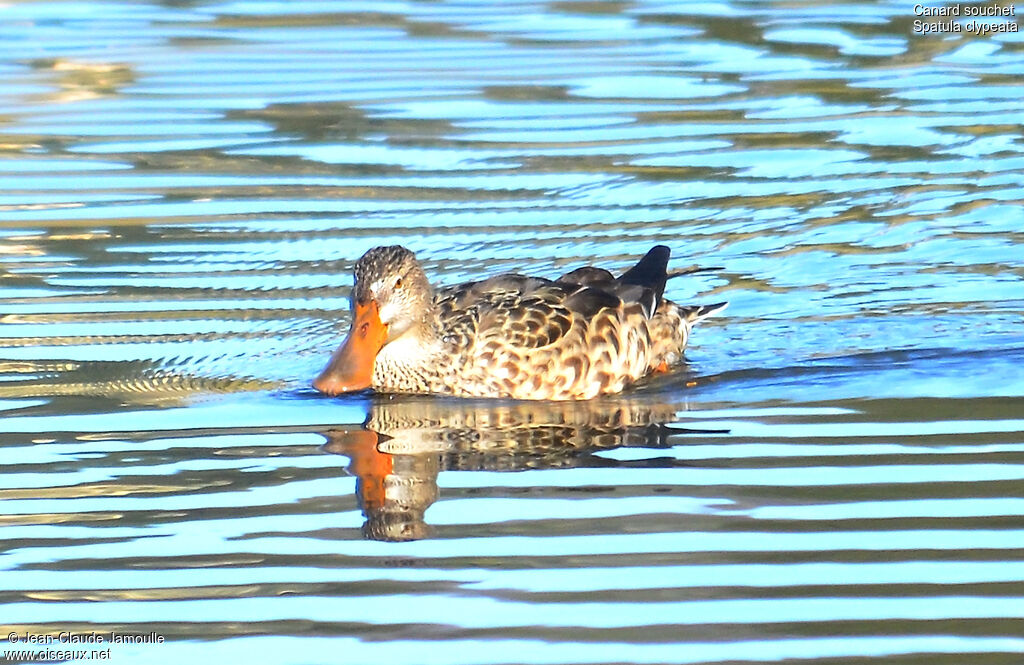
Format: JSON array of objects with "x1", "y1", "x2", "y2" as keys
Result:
[{"x1": 313, "y1": 246, "x2": 433, "y2": 396}]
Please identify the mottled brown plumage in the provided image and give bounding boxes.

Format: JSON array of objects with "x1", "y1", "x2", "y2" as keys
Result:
[{"x1": 313, "y1": 245, "x2": 726, "y2": 400}]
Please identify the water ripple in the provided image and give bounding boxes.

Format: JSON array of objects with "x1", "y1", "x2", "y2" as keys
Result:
[{"x1": 1, "y1": 0, "x2": 1022, "y2": 663}]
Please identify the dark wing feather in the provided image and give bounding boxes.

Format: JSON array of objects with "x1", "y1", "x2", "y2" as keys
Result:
[
  {"x1": 557, "y1": 246, "x2": 671, "y2": 320},
  {"x1": 558, "y1": 266, "x2": 614, "y2": 287},
  {"x1": 616, "y1": 245, "x2": 670, "y2": 304},
  {"x1": 562, "y1": 284, "x2": 622, "y2": 318}
]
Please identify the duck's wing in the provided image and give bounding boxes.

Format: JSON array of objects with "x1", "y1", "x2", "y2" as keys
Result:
[
  {"x1": 436, "y1": 245, "x2": 694, "y2": 353},
  {"x1": 437, "y1": 274, "x2": 627, "y2": 352}
]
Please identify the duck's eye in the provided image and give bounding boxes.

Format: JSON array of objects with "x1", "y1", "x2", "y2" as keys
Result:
[{"x1": 394, "y1": 277, "x2": 403, "y2": 289}]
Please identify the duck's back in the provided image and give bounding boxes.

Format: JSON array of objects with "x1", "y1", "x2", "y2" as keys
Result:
[{"x1": 429, "y1": 272, "x2": 662, "y2": 400}]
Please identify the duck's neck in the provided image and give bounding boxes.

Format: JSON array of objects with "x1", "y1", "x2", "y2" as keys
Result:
[{"x1": 373, "y1": 307, "x2": 444, "y2": 392}]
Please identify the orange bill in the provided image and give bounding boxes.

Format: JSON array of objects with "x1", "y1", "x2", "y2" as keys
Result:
[{"x1": 313, "y1": 300, "x2": 389, "y2": 395}]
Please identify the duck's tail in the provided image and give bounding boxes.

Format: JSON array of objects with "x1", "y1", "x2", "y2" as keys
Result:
[{"x1": 682, "y1": 301, "x2": 729, "y2": 325}]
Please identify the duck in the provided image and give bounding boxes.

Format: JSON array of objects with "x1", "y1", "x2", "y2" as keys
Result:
[{"x1": 313, "y1": 245, "x2": 726, "y2": 400}]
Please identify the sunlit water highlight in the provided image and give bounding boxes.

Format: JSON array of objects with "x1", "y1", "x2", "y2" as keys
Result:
[{"x1": 1, "y1": 1, "x2": 1022, "y2": 663}]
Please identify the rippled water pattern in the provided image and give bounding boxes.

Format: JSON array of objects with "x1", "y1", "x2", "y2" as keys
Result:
[{"x1": 1, "y1": 1, "x2": 1023, "y2": 663}]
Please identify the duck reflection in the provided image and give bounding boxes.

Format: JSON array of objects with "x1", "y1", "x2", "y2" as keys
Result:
[{"x1": 322, "y1": 396, "x2": 719, "y2": 541}]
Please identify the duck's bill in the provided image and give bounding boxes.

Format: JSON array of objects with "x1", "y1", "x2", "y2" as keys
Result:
[{"x1": 313, "y1": 300, "x2": 388, "y2": 395}]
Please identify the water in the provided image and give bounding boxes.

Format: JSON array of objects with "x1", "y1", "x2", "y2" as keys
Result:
[{"x1": 2, "y1": 0, "x2": 1023, "y2": 663}]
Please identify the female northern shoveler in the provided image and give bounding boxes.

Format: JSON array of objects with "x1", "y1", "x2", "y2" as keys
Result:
[{"x1": 313, "y1": 245, "x2": 726, "y2": 400}]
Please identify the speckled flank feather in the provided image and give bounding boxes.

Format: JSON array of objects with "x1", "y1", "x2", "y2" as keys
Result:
[{"x1": 331, "y1": 245, "x2": 726, "y2": 400}]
